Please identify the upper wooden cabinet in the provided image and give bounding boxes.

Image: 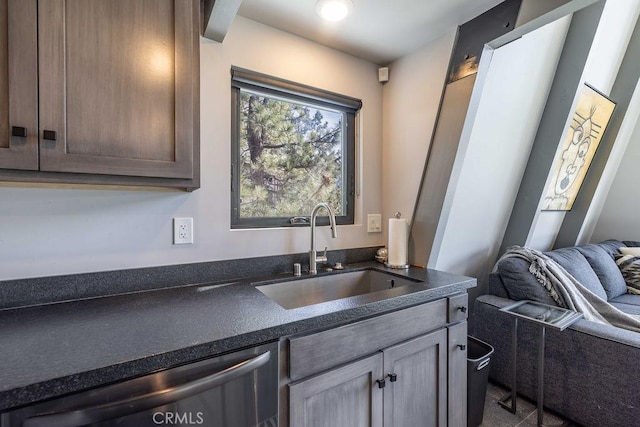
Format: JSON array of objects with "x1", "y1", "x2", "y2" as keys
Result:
[
  {"x1": 0, "y1": 0, "x2": 38, "y2": 171},
  {"x1": 0, "y1": 0, "x2": 200, "y2": 190}
]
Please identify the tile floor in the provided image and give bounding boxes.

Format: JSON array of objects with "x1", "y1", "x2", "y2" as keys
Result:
[{"x1": 479, "y1": 382, "x2": 576, "y2": 427}]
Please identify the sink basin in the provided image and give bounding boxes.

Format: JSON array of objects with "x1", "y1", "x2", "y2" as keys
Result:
[{"x1": 255, "y1": 270, "x2": 419, "y2": 309}]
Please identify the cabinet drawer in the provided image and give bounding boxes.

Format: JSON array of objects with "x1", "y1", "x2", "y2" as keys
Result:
[
  {"x1": 288, "y1": 299, "x2": 447, "y2": 381},
  {"x1": 448, "y1": 293, "x2": 468, "y2": 323}
]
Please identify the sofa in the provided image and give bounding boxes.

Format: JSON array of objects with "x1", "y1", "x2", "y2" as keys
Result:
[{"x1": 473, "y1": 239, "x2": 640, "y2": 427}]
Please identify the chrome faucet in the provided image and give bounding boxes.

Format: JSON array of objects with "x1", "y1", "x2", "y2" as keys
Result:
[{"x1": 309, "y1": 203, "x2": 338, "y2": 274}]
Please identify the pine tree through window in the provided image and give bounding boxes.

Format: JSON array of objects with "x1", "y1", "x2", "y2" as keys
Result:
[{"x1": 231, "y1": 68, "x2": 361, "y2": 228}]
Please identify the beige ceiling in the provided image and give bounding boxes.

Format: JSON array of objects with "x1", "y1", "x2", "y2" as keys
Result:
[{"x1": 238, "y1": 0, "x2": 505, "y2": 65}]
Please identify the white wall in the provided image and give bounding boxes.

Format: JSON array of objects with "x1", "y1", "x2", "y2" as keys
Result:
[
  {"x1": 526, "y1": 0, "x2": 640, "y2": 249},
  {"x1": 0, "y1": 16, "x2": 384, "y2": 280},
  {"x1": 590, "y1": 106, "x2": 640, "y2": 242},
  {"x1": 430, "y1": 17, "x2": 570, "y2": 284},
  {"x1": 381, "y1": 30, "x2": 456, "y2": 238}
]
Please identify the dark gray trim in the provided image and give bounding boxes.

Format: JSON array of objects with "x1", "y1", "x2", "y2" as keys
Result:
[
  {"x1": 230, "y1": 85, "x2": 241, "y2": 224},
  {"x1": 447, "y1": 0, "x2": 522, "y2": 83},
  {"x1": 410, "y1": 0, "x2": 522, "y2": 267},
  {"x1": 231, "y1": 66, "x2": 362, "y2": 111},
  {"x1": 0, "y1": 247, "x2": 381, "y2": 310},
  {"x1": 408, "y1": 30, "x2": 457, "y2": 267},
  {"x1": 555, "y1": 13, "x2": 640, "y2": 247},
  {"x1": 409, "y1": 75, "x2": 476, "y2": 267},
  {"x1": 344, "y1": 111, "x2": 356, "y2": 225},
  {"x1": 230, "y1": 68, "x2": 357, "y2": 229}
]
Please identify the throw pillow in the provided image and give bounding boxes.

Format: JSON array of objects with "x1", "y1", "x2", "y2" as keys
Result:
[
  {"x1": 620, "y1": 246, "x2": 640, "y2": 257},
  {"x1": 615, "y1": 254, "x2": 640, "y2": 294}
]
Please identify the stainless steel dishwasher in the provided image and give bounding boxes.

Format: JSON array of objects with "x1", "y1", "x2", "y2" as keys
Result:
[{"x1": 1, "y1": 342, "x2": 278, "y2": 427}]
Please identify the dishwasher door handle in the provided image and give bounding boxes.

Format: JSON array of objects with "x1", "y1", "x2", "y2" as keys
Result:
[{"x1": 24, "y1": 351, "x2": 271, "y2": 427}]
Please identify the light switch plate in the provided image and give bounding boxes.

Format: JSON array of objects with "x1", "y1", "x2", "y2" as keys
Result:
[{"x1": 367, "y1": 214, "x2": 382, "y2": 233}]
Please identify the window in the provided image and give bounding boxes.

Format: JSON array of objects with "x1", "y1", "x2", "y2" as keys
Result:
[{"x1": 231, "y1": 67, "x2": 361, "y2": 229}]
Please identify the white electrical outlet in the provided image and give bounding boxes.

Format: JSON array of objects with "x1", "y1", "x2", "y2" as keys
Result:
[
  {"x1": 173, "y1": 217, "x2": 193, "y2": 244},
  {"x1": 367, "y1": 214, "x2": 382, "y2": 233}
]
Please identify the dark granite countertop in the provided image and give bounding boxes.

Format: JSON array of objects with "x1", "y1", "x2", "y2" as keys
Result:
[{"x1": 0, "y1": 262, "x2": 475, "y2": 412}]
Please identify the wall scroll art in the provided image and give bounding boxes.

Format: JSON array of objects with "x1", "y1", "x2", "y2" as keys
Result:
[{"x1": 542, "y1": 83, "x2": 616, "y2": 211}]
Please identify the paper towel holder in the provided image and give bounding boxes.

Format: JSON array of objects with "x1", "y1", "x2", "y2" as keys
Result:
[{"x1": 385, "y1": 212, "x2": 409, "y2": 269}]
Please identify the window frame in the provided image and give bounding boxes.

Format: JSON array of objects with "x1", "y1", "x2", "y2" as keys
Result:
[{"x1": 230, "y1": 67, "x2": 361, "y2": 229}]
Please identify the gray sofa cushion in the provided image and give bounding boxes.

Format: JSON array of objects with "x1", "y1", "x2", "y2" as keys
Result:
[
  {"x1": 597, "y1": 239, "x2": 626, "y2": 257},
  {"x1": 610, "y1": 288, "x2": 640, "y2": 315},
  {"x1": 496, "y1": 257, "x2": 560, "y2": 306},
  {"x1": 576, "y1": 244, "x2": 627, "y2": 300},
  {"x1": 610, "y1": 294, "x2": 640, "y2": 306},
  {"x1": 545, "y1": 247, "x2": 607, "y2": 300},
  {"x1": 609, "y1": 302, "x2": 640, "y2": 315},
  {"x1": 487, "y1": 272, "x2": 509, "y2": 299}
]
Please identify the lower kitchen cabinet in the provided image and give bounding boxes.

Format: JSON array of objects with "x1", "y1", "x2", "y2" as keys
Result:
[
  {"x1": 283, "y1": 294, "x2": 468, "y2": 427},
  {"x1": 448, "y1": 321, "x2": 468, "y2": 427},
  {"x1": 289, "y1": 330, "x2": 448, "y2": 427},
  {"x1": 383, "y1": 330, "x2": 447, "y2": 427},
  {"x1": 290, "y1": 353, "x2": 384, "y2": 427}
]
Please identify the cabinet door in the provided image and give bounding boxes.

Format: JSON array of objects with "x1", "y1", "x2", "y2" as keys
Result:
[
  {"x1": 0, "y1": 0, "x2": 38, "y2": 170},
  {"x1": 383, "y1": 329, "x2": 448, "y2": 427},
  {"x1": 38, "y1": 0, "x2": 197, "y2": 179},
  {"x1": 289, "y1": 353, "x2": 384, "y2": 427},
  {"x1": 448, "y1": 321, "x2": 468, "y2": 427}
]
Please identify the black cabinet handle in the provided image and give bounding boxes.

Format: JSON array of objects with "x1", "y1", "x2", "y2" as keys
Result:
[
  {"x1": 11, "y1": 126, "x2": 27, "y2": 137},
  {"x1": 43, "y1": 130, "x2": 57, "y2": 141},
  {"x1": 376, "y1": 379, "x2": 386, "y2": 389},
  {"x1": 458, "y1": 306, "x2": 467, "y2": 313},
  {"x1": 458, "y1": 344, "x2": 466, "y2": 351},
  {"x1": 387, "y1": 373, "x2": 397, "y2": 382}
]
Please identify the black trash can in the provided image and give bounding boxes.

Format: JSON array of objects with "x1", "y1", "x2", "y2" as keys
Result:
[{"x1": 467, "y1": 336, "x2": 494, "y2": 427}]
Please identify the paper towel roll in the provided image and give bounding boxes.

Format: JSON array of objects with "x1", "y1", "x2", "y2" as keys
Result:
[{"x1": 388, "y1": 217, "x2": 408, "y2": 267}]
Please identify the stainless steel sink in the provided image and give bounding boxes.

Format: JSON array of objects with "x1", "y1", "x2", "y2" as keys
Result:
[{"x1": 255, "y1": 270, "x2": 419, "y2": 309}]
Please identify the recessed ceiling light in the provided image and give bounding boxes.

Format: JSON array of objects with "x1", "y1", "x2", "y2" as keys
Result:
[{"x1": 316, "y1": 0, "x2": 353, "y2": 22}]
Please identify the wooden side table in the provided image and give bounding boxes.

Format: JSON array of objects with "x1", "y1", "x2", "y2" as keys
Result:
[{"x1": 498, "y1": 300, "x2": 583, "y2": 427}]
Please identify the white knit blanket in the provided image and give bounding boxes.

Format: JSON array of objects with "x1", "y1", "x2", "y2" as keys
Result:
[{"x1": 499, "y1": 246, "x2": 640, "y2": 333}]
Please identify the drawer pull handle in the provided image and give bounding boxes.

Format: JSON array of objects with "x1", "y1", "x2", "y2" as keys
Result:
[
  {"x1": 458, "y1": 344, "x2": 466, "y2": 351},
  {"x1": 43, "y1": 130, "x2": 57, "y2": 141},
  {"x1": 11, "y1": 126, "x2": 27, "y2": 137},
  {"x1": 376, "y1": 378, "x2": 386, "y2": 389},
  {"x1": 387, "y1": 373, "x2": 397, "y2": 382},
  {"x1": 458, "y1": 306, "x2": 467, "y2": 313}
]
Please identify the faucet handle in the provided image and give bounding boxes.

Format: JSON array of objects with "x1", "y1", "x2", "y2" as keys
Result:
[{"x1": 316, "y1": 247, "x2": 328, "y2": 264}]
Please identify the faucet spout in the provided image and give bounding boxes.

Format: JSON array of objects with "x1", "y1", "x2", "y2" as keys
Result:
[{"x1": 309, "y1": 203, "x2": 338, "y2": 274}]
